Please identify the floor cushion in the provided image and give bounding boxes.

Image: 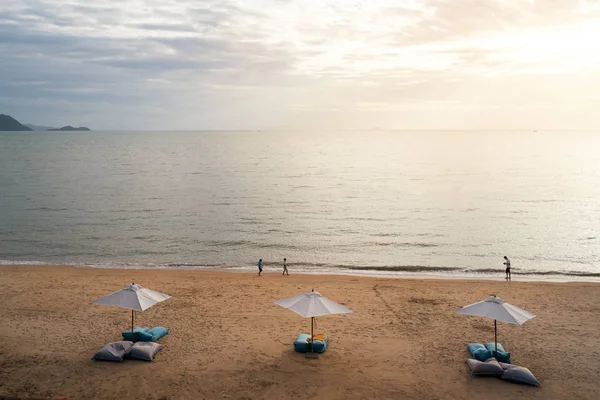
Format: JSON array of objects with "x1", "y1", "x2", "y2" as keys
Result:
[
  {"x1": 467, "y1": 343, "x2": 493, "y2": 362},
  {"x1": 465, "y1": 358, "x2": 504, "y2": 377},
  {"x1": 500, "y1": 363, "x2": 540, "y2": 387},
  {"x1": 126, "y1": 342, "x2": 163, "y2": 361},
  {"x1": 122, "y1": 326, "x2": 151, "y2": 342},
  {"x1": 484, "y1": 343, "x2": 511, "y2": 364},
  {"x1": 141, "y1": 326, "x2": 169, "y2": 342},
  {"x1": 93, "y1": 341, "x2": 134, "y2": 362},
  {"x1": 294, "y1": 333, "x2": 329, "y2": 353},
  {"x1": 308, "y1": 334, "x2": 329, "y2": 353},
  {"x1": 294, "y1": 333, "x2": 311, "y2": 353}
]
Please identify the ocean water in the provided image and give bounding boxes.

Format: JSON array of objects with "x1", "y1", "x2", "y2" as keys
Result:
[{"x1": 0, "y1": 130, "x2": 599, "y2": 280}]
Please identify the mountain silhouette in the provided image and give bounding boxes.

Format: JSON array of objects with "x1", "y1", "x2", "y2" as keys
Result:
[
  {"x1": 0, "y1": 114, "x2": 33, "y2": 131},
  {"x1": 47, "y1": 126, "x2": 91, "y2": 131}
]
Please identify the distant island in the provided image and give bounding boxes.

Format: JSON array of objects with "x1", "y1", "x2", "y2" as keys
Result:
[
  {"x1": 25, "y1": 124, "x2": 57, "y2": 131},
  {"x1": 47, "y1": 126, "x2": 91, "y2": 131},
  {"x1": 0, "y1": 114, "x2": 91, "y2": 131},
  {"x1": 0, "y1": 114, "x2": 33, "y2": 131}
]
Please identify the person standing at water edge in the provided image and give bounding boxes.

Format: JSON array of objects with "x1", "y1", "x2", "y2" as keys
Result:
[
  {"x1": 282, "y1": 258, "x2": 289, "y2": 276},
  {"x1": 504, "y1": 256, "x2": 511, "y2": 281},
  {"x1": 258, "y1": 259, "x2": 263, "y2": 276}
]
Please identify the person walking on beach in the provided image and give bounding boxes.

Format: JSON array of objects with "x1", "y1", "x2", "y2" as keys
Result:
[
  {"x1": 282, "y1": 258, "x2": 289, "y2": 276},
  {"x1": 258, "y1": 259, "x2": 263, "y2": 276},
  {"x1": 504, "y1": 256, "x2": 511, "y2": 281}
]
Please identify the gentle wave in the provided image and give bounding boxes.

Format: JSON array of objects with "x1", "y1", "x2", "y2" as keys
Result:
[
  {"x1": 367, "y1": 241, "x2": 440, "y2": 248},
  {"x1": 2, "y1": 259, "x2": 599, "y2": 279}
]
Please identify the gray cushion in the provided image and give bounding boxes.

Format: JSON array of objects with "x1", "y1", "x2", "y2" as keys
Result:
[
  {"x1": 466, "y1": 358, "x2": 504, "y2": 377},
  {"x1": 500, "y1": 363, "x2": 540, "y2": 387},
  {"x1": 126, "y1": 341, "x2": 163, "y2": 361},
  {"x1": 93, "y1": 341, "x2": 134, "y2": 362}
]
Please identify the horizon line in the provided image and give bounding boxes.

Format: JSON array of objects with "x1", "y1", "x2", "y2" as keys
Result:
[{"x1": 16, "y1": 128, "x2": 600, "y2": 132}]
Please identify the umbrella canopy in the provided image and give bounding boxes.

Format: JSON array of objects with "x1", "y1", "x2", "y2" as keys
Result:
[
  {"x1": 94, "y1": 283, "x2": 171, "y2": 311},
  {"x1": 274, "y1": 289, "x2": 353, "y2": 318},
  {"x1": 457, "y1": 295, "x2": 535, "y2": 351},
  {"x1": 93, "y1": 283, "x2": 172, "y2": 336},
  {"x1": 274, "y1": 289, "x2": 352, "y2": 355}
]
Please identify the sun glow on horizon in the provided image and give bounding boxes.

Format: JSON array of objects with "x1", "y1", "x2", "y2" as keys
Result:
[{"x1": 2, "y1": 0, "x2": 600, "y2": 129}]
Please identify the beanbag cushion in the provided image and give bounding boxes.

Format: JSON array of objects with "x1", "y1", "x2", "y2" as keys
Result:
[
  {"x1": 294, "y1": 333, "x2": 311, "y2": 353},
  {"x1": 467, "y1": 343, "x2": 493, "y2": 362},
  {"x1": 500, "y1": 363, "x2": 540, "y2": 387},
  {"x1": 142, "y1": 326, "x2": 169, "y2": 342},
  {"x1": 484, "y1": 343, "x2": 511, "y2": 364},
  {"x1": 294, "y1": 333, "x2": 329, "y2": 353},
  {"x1": 309, "y1": 334, "x2": 329, "y2": 353},
  {"x1": 494, "y1": 350, "x2": 511, "y2": 364},
  {"x1": 465, "y1": 358, "x2": 504, "y2": 377},
  {"x1": 93, "y1": 341, "x2": 134, "y2": 362},
  {"x1": 484, "y1": 343, "x2": 505, "y2": 352},
  {"x1": 126, "y1": 342, "x2": 163, "y2": 361},
  {"x1": 122, "y1": 326, "x2": 151, "y2": 342}
]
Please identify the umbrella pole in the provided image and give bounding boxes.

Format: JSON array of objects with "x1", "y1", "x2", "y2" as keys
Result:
[
  {"x1": 494, "y1": 319, "x2": 497, "y2": 353},
  {"x1": 311, "y1": 317, "x2": 314, "y2": 353},
  {"x1": 131, "y1": 281, "x2": 135, "y2": 342}
]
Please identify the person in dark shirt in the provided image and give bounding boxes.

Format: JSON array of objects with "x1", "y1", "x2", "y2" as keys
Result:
[
  {"x1": 283, "y1": 258, "x2": 289, "y2": 276},
  {"x1": 503, "y1": 256, "x2": 511, "y2": 281}
]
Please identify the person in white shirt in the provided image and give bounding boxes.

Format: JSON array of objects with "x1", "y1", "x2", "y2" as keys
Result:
[{"x1": 503, "y1": 256, "x2": 511, "y2": 281}]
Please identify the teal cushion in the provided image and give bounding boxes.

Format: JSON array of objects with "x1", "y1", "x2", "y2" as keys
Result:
[
  {"x1": 495, "y1": 350, "x2": 511, "y2": 364},
  {"x1": 467, "y1": 343, "x2": 493, "y2": 362},
  {"x1": 293, "y1": 334, "x2": 329, "y2": 353},
  {"x1": 294, "y1": 333, "x2": 311, "y2": 353},
  {"x1": 484, "y1": 343, "x2": 506, "y2": 353},
  {"x1": 137, "y1": 330, "x2": 154, "y2": 341},
  {"x1": 311, "y1": 335, "x2": 329, "y2": 353},
  {"x1": 147, "y1": 326, "x2": 169, "y2": 341},
  {"x1": 485, "y1": 343, "x2": 511, "y2": 363},
  {"x1": 122, "y1": 326, "x2": 150, "y2": 342},
  {"x1": 467, "y1": 343, "x2": 486, "y2": 353}
]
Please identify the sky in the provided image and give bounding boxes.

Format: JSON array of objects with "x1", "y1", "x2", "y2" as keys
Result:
[{"x1": 1, "y1": 0, "x2": 600, "y2": 130}]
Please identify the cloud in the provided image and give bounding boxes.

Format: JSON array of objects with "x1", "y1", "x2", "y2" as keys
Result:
[{"x1": 1, "y1": 0, "x2": 600, "y2": 129}]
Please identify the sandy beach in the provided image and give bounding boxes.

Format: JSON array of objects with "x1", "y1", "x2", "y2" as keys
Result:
[{"x1": 1, "y1": 265, "x2": 599, "y2": 399}]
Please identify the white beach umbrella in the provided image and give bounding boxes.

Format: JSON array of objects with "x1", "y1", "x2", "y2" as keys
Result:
[
  {"x1": 274, "y1": 289, "x2": 353, "y2": 354},
  {"x1": 93, "y1": 283, "x2": 172, "y2": 335},
  {"x1": 456, "y1": 295, "x2": 535, "y2": 352}
]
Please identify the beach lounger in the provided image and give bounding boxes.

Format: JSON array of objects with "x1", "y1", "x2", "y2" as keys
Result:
[
  {"x1": 466, "y1": 343, "x2": 493, "y2": 362},
  {"x1": 484, "y1": 343, "x2": 511, "y2": 364},
  {"x1": 294, "y1": 333, "x2": 329, "y2": 353}
]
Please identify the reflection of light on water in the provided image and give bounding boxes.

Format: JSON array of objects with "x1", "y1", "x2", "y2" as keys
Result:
[{"x1": 1, "y1": 131, "x2": 600, "y2": 281}]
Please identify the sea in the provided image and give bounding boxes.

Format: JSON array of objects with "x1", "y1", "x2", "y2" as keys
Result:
[{"x1": 1, "y1": 130, "x2": 599, "y2": 281}]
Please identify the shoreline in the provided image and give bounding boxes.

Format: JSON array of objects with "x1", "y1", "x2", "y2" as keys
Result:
[{"x1": 2, "y1": 262, "x2": 600, "y2": 283}]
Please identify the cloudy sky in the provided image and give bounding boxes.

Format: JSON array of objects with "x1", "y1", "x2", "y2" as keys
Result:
[{"x1": 1, "y1": 0, "x2": 600, "y2": 130}]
